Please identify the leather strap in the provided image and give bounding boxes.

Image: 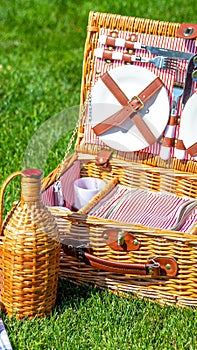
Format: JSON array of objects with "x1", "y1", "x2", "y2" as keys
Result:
[
  {"x1": 95, "y1": 150, "x2": 112, "y2": 171},
  {"x1": 182, "y1": 54, "x2": 196, "y2": 107},
  {"x1": 85, "y1": 252, "x2": 160, "y2": 276},
  {"x1": 105, "y1": 36, "x2": 135, "y2": 50},
  {"x1": 161, "y1": 137, "x2": 175, "y2": 148},
  {"x1": 175, "y1": 139, "x2": 186, "y2": 150},
  {"x1": 101, "y1": 72, "x2": 128, "y2": 105},
  {"x1": 160, "y1": 116, "x2": 179, "y2": 150},
  {"x1": 102, "y1": 229, "x2": 141, "y2": 252},
  {"x1": 85, "y1": 253, "x2": 178, "y2": 277},
  {"x1": 61, "y1": 239, "x2": 178, "y2": 277},
  {"x1": 187, "y1": 142, "x2": 197, "y2": 157},
  {"x1": 93, "y1": 72, "x2": 163, "y2": 146},
  {"x1": 95, "y1": 150, "x2": 112, "y2": 166},
  {"x1": 168, "y1": 116, "x2": 179, "y2": 126}
]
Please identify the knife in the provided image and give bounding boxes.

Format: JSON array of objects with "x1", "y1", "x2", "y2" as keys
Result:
[
  {"x1": 191, "y1": 55, "x2": 197, "y2": 83},
  {"x1": 174, "y1": 54, "x2": 197, "y2": 160},
  {"x1": 182, "y1": 54, "x2": 197, "y2": 107},
  {"x1": 99, "y1": 34, "x2": 194, "y2": 61}
]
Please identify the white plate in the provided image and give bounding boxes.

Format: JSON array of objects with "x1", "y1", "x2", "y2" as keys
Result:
[
  {"x1": 90, "y1": 65, "x2": 170, "y2": 152},
  {"x1": 179, "y1": 92, "x2": 197, "y2": 152}
]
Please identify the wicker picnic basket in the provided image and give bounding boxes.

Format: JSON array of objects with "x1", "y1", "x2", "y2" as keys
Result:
[{"x1": 41, "y1": 11, "x2": 197, "y2": 307}]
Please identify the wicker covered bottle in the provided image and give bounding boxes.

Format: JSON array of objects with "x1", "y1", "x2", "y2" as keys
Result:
[{"x1": 0, "y1": 169, "x2": 60, "y2": 319}]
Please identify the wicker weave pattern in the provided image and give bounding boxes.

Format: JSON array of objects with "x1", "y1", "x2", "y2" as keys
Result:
[
  {"x1": 42, "y1": 12, "x2": 197, "y2": 307},
  {"x1": 1, "y1": 170, "x2": 60, "y2": 318}
]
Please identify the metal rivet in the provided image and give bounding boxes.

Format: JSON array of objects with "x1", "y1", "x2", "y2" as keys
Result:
[
  {"x1": 148, "y1": 268, "x2": 154, "y2": 275},
  {"x1": 99, "y1": 157, "x2": 104, "y2": 163},
  {"x1": 128, "y1": 49, "x2": 135, "y2": 54},
  {"x1": 103, "y1": 234, "x2": 108, "y2": 240},
  {"x1": 111, "y1": 31, "x2": 118, "y2": 38},
  {"x1": 183, "y1": 27, "x2": 194, "y2": 36},
  {"x1": 133, "y1": 239, "x2": 139, "y2": 246},
  {"x1": 166, "y1": 264, "x2": 171, "y2": 270},
  {"x1": 130, "y1": 34, "x2": 137, "y2": 42}
]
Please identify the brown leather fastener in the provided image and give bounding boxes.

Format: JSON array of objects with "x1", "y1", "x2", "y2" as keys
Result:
[
  {"x1": 95, "y1": 150, "x2": 112, "y2": 168},
  {"x1": 161, "y1": 137, "x2": 175, "y2": 148},
  {"x1": 187, "y1": 142, "x2": 197, "y2": 157},
  {"x1": 84, "y1": 254, "x2": 178, "y2": 277},
  {"x1": 93, "y1": 72, "x2": 163, "y2": 146},
  {"x1": 102, "y1": 229, "x2": 140, "y2": 252},
  {"x1": 175, "y1": 139, "x2": 186, "y2": 150},
  {"x1": 105, "y1": 36, "x2": 136, "y2": 50},
  {"x1": 168, "y1": 116, "x2": 179, "y2": 126},
  {"x1": 177, "y1": 23, "x2": 197, "y2": 39}
]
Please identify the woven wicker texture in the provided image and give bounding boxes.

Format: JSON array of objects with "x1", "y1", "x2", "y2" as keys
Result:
[
  {"x1": 41, "y1": 12, "x2": 197, "y2": 307},
  {"x1": 0, "y1": 169, "x2": 60, "y2": 318}
]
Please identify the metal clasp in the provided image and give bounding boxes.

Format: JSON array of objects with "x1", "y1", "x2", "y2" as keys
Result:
[
  {"x1": 147, "y1": 257, "x2": 160, "y2": 268},
  {"x1": 117, "y1": 232, "x2": 124, "y2": 246},
  {"x1": 128, "y1": 95, "x2": 144, "y2": 111}
]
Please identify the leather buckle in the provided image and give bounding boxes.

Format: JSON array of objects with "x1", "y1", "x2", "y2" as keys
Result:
[{"x1": 128, "y1": 95, "x2": 144, "y2": 111}]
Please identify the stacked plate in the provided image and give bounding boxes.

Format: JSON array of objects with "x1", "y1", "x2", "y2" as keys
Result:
[{"x1": 90, "y1": 65, "x2": 170, "y2": 152}]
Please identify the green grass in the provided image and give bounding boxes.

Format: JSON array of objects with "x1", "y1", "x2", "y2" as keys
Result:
[
  {"x1": 1, "y1": 1, "x2": 197, "y2": 349},
  {"x1": 3, "y1": 281, "x2": 197, "y2": 350}
]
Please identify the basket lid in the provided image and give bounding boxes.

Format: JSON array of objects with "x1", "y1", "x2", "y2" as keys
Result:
[{"x1": 75, "y1": 12, "x2": 197, "y2": 171}]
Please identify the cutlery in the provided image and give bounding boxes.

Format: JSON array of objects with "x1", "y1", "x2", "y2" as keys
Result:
[
  {"x1": 94, "y1": 48, "x2": 178, "y2": 70},
  {"x1": 160, "y1": 81, "x2": 184, "y2": 160},
  {"x1": 191, "y1": 55, "x2": 197, "y2": 82},
  {"x1": 99, "y1": 34, "x2": 194, "y2": 60},
  {"x1": 174, "y1": 54, "x2": 196, "y2": 160},
  {"x1": 182, "y1": 54, "x2": 197, "y2": 106}
]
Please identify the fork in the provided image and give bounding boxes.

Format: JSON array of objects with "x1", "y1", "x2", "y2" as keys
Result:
[
  {"x1": 132, "y1": 55, "x2": 178, "y2": 70},
  {"x1": 94, "y1": 48, "x2": 178, "y2": 70}
]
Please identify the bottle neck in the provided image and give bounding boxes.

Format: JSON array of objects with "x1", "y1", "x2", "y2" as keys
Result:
[{"x1": 21, "y1": 170, "x2": 42, "y2": 202}]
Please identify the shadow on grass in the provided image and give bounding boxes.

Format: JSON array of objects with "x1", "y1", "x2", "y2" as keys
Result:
[{"x1": 55, "y1": 278, "x2": 101, "y2": 312}]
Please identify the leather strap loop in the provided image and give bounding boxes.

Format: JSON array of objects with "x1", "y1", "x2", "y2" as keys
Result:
[
  {"x1": 161, "y1": 137, "x2": 175, "y2": 148},
  {"x1": 105, "y1": 36, "x2": 135, "y2": 50},
  {"x1": 93, "y1": 72, "x2": 163, "y2": 146},
  {"x1": 187, "y1": 142, "x2": 197, "y2": 157},
  {"x1": 175, "y1": 139, "x2": 186, "y2": 150},
  {"x1": 95, "y1": 150, "x2": 112, "y2": 171},
  {"x1": 168, "y1": 116, "x2": 179, "y2": 126}
]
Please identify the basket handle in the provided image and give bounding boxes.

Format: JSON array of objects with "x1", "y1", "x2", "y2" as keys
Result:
[
  {"x1": 0, "y1": 171, "x2": 21, "y2": 234},
  {"x1": 62, "y1": 239, "x2": 178, "y2": 277},
  {"x1": 84, "y1": 253, "x2": 178, "y2": 277}
]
